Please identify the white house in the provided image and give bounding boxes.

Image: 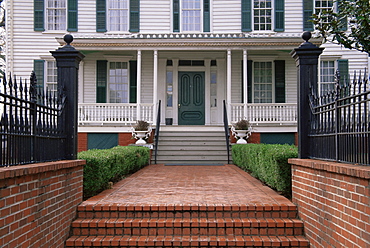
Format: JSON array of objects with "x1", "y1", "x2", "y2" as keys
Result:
[{"x1": 5, "y1": 0, "x2": 369, "y2": 151}]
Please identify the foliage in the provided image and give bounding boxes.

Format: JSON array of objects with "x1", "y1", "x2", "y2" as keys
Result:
[
  {"x1": 78, "y1": 146, "x2": 150, "y2": 198},
  {"x1": 133, "y1": 120, "x2": 150, "y2": 131},
  {"x1": 233, "y1": 119, "x2": 251, "y2": 130},
  {"x1": 311, "y1": 0, "x2": 370, "y2": 55},
  {"x1": 232, "y1": 143, "x2": 298, "y2": 197}
]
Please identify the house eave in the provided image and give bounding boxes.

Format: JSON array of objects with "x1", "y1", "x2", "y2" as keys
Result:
[{"x1": 56, "y1": 33, "x2": 323, "y2": 51}]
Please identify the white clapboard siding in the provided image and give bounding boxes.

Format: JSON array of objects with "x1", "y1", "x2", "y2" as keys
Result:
[
  {"x1": 212, "y1": 1, "x2": 241, "y2": 33},
  {"x1": 140, "y1": 0, "x2": 171, "y2": 33},
  {"x1": 141, "y1": 51, "x2": 154, "y2": 104}
]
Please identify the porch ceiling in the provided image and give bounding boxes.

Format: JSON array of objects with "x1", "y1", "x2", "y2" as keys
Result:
[{"x1": 56, "y1": 33, "x2": 322, "y2": 51}]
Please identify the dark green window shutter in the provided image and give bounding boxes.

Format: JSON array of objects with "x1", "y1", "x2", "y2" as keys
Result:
[
  {"x1": 203, "y1": 0, "x2": 210, "y2": 32},
  {"x1": 337, "y1": 0, "x2": 347, "y2": 31},
  {"x1": 303, "y1": 0, "x2": 313, "y2": 31},
  {"x1": 33, "y1": 60, "x2": 45, "y2": 91},
  {"x1": 247, "y1": 60, "x2": 253, "y2": 103},
  {"x1": 274, "y1": 0, "x2": 284, "y2": 31},
  {"x1": 129, "y1": 61, "x2": 137, "y2": 103},
  {"x1": 129, "y1": 0, "x2": 140, "y2": 32},
  {"x1": 96, "y1": 0, "x2": 107, "y2": 32},
  {"x1": 173, "y1": 0, "x2": 180, "y2": 32},
  {"x1": 34, "y1": 0, "x2": 45, "y2": 31},
  {"x1": 274, "y1": 60, "x2": 286, "y2": 103},
  {"x1": 67, "y1": 0, "x2": 78, "y2": 31},
  {"x1": 241, "y1": 0, "x2": 252, "y2": 32},
  {"x1": 337, "y1": 59, "x2": 349, "y2": 86},
  {"x1": 96, "y1": 60, "x2": 107, "y2": 103}
]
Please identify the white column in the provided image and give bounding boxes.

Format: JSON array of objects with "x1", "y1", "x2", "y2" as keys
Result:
[
  {"x1": 153, "y1": 50, "x2": 158, "y2": 123},
  {"x1": 136, "y1": 50, "x2": 142, "y2": 120},
  {"x1": 227, "y1": 49, "x2": 232, "y2": 117},
  {"x1": 243, "y1": 49, "x2": 248, "y2": 118}
]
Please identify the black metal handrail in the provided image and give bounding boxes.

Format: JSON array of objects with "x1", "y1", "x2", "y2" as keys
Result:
[
  {"x1": 223, "y1": 100, "x2": 231, "y2": 164},
  {"x1": 154, "y1": 100, "x2": 161, "y2": 164}
]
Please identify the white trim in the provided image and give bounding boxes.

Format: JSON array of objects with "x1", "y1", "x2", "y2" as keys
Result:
[
  {"x1": 227, "y1": 49, "x2": 231, "y2": 114},
  {"x1": 103, "y1": 55, "x2": 133, "y2": 62},
  {"x1": 137, "y1": 50, "x2": 142, "y2": 120},
  {"x1": 153, "y1": 50, "x2": 158, "y2": 121},
  {"x1": 243, "y1": 49, "x2": 248, "y2": 118}
]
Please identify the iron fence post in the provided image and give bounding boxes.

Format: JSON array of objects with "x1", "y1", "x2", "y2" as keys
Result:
[
  {"x1": 51, "y1": 34, "x2": 84, "y2": 160},
  {"x1": 290, "y1": 32, "x2": 324, "y2": 159}
]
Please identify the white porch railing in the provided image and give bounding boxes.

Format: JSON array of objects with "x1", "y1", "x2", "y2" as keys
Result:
[
  {"x1": 230, "y1": 103, "x2": 297, "y2": 124},
  {"x1": 78, "y1": 103, "x2": 154, "y2": 125}
]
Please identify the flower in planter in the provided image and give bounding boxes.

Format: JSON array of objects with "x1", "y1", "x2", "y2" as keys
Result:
[
  {"x1": 231, "y1": 119, "x2": 252, "y2": 144},
  {"x1": 132, "y1": 120, "x2": 152, "y2": 144},
  {"x1": 133, "y1": 120, "x2": 150, "y2": 131}
]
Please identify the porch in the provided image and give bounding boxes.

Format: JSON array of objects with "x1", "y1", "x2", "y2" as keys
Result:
[{"x1": 78, "y1": 102, "x2": 297, "y2": 126}]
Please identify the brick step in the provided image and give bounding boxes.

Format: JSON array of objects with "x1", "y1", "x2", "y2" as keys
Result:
[
  {"x1": 71, "y1": 217, "x2": 304, "y2": 236},
  {"x1": 77, "y1": 204, "x2": 298, "y2": 219},
  {"x1": 66, "y1": 235, "x2": 310, "y2": 247}
]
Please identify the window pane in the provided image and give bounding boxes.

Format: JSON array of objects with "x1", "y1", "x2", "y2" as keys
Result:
[
  {"x1": 253, "y1": 62, "x2": 273, "y2": 103},
  {"x1": 253, "y1": 0, "x2": 272, "y2": 31},
  {"x1": 46, "y1": 0, "x2": 66, "y2": 30},
  {"x1": 109, "y1": 62, "x2": 129, "y2": 103},
  {"x1": 46, "y1": 61, "x2": 58, "y2": 95},
  {"x1": 320, "y1": 60, "x2": 336, "y2": 95},
  {"x1": 108, "y1": 0, "x2": 129, "y2": 31},
  {"x1": 182, "y1": 0, "x2": 201, "y2": 31}
]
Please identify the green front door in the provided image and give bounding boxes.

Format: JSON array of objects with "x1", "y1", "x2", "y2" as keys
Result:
[{"x1": 178, "y1": 72, "x2": 205, "y2": 125}]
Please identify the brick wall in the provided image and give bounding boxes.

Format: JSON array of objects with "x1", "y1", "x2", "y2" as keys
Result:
[
  {"x1": 0, "y1": 160, "x2": 85, "y2": 248},
  {"x1": 289, "y1": 159, "x2": 370, "y2": 248}
]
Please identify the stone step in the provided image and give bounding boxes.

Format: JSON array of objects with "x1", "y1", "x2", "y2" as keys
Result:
[
  {"x1": 66, "y1": 235, "x2": 310, "y2": 247},
  {"x1": 71, "y1": 217, "x2": 304, "y2": 237},
  {"x1": 76, "y1": 204, "x2": 298, "y2": 219}
]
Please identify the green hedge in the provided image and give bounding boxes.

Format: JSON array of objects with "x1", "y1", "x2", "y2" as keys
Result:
[
  {"x1": 78, "y1": 146, "x2": 150, "y2": 198},
  {"x1": 232, "y1": 144, "x2": 298, "y2": 196}
]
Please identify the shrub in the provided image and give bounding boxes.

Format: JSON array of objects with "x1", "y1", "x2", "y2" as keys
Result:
[
  {"x1": 232, "y1": 143, "x2": 298, "y2": 197},
  {"x1": 78, "y1": 146, "x2": 150, "y2": 198}
]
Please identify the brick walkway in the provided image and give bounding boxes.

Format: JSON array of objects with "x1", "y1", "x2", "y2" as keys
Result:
[{"x1": 83, "y1": 164, "x2": 294, "y2": 207}]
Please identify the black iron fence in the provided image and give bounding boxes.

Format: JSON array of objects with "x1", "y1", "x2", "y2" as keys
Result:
[
  {"x1": 308, "y1": 69, "x2": 369, "y2": 165},
  {"x1": 0, "y1": 72, "x2": 66, "y2": 167}
]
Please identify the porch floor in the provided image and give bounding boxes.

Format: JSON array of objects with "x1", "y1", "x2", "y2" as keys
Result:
[{"x1": 81, "y1": 163, "x2": 292, "y2": 207}]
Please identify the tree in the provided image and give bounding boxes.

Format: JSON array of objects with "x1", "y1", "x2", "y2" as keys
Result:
[{"x1": 311, "y1": 0, "x2": 370, "y2": 56}]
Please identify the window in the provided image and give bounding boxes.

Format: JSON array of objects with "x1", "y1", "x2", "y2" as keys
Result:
[
  {"x1": 304, "y1": 0, "x2": 344, "y2": 31},
  {"x1": 182, "y1": 0, "x2": 201, "y2": 31},
  {"x1": 108, "y1": 0, "x2": 129, "y2": 31},
  {"x1": 320, "y1": 60, "x2": 335, "y2": 95},
  {"x1": 34, "y1": 0, "x2": 77, "y2": 31},
  {"x1": 253, "y1": 0, "x2": 272, "y2": 31},
  {"x1": 46, "y1": 0, "x2": 66, "y2": 30},
  {"x1": 166, "y1": 71, "x2": 173, "y2": 107},
  {"x1": 253, "y1": 62, "x2": 273, "y2": 103},
  {"x1": 33, "y1": 60, "x2": 58, "y2": 95},
  {"x1": 96, "y1": 0, "x2": 139, "y2": 32},
  {"x1": 173, "y1": 0, "x2": 210, "y2": 32},
  {"x1": 108, "y1": 62, "x2": 129, "y2": 103},
  {"x1": 315, "y1": 0, "x2": 333, "y2": 23},
  {"x1": 210, "y1": 69, "x2": 217, "y2": 107},
  {"x1": 242, "y1": 0, "x2": 284, "y2": 32}
]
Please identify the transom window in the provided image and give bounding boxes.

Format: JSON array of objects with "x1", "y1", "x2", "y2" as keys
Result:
[
  {"x1": 320, "y1": 60, "x2": 335, "y2": 95},
  {"x1": 109, "y1": 62, "x2": 129, "y2": 103},
  {"x1": 253, "y1": 0, "x2": 272, "y2": 31},
  {"x1": 108, "y1": 0, "x2": 129, "y2": 31},
  {"x1": 253, "y1": 62, "x2": 273, "y2": 103},
  {"x1": 46, "y1": 0, "x2": 66, "y2": 30},
  {"x1": 182, "y1": 0, "x2": 201, "y2": 31}
]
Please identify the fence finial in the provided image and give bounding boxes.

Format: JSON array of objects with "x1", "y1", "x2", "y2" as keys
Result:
[
  {"x1": 64, "y1": 34, "x2": 73, "y2": 46},
  {"x1": 302, "y1": 31, "x2": 312, "y2": 42}
]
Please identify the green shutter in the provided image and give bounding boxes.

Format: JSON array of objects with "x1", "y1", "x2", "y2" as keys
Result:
[
  {"x1": 173, "y1": 0, "x2": 180, "y2": 32},
  {"x1": 274, "y1": 0, "x2": 284, "y2": 31},
  {"x1": 129, "y1": 61, "x2": 137, "y2": 103},
  {"x1": 129, "y1": 0, "x2": 140, "y2": 32},
  {"x1": 33, "y1": 60, "x2": 45, "y2": 91},
  {"x1": 275, "y1": 60, "x2": 286, "y2": 103},
  {"x1": 34, "y1": 0, "x2": 44, "y2": 31},
  {"x1": 68, "y1": 0, "x2": 78, "y2": 31},
  {"x1": 337, "y1": 59, "x2": 349, "y2": 86},
  {"x1": 241, "y1": 0, "x2": 252, "y2": 32},
  {"x1": 96, "y1": 60, "x2": 107, "y2": 103},
  {"x1": 337, "y1": 0, "x2": 347, "y2": 31},
  {"x1": 303, "y1": 0, "x2": 313, "y2": 31},
  {"x1": 96, "y1": 0, "x2": 107, "y2": 32},
  {"x1": 247, "y1": 60, "x2": 253, "y2": 103},
  {"x1": 203, "y1": 0, "x2": 210, "y2": 32}
]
